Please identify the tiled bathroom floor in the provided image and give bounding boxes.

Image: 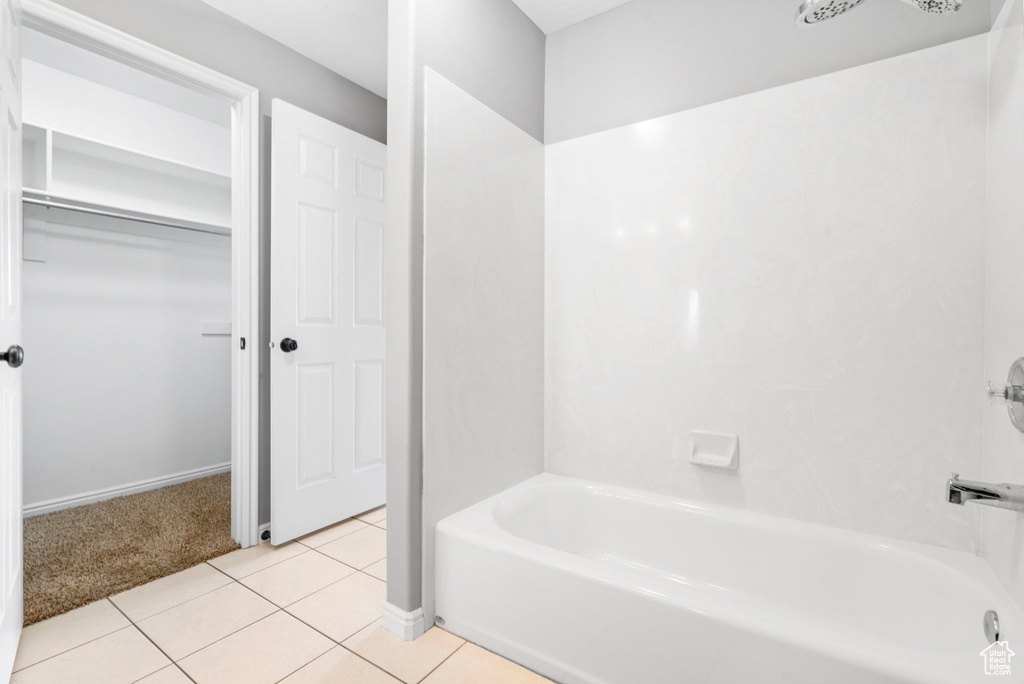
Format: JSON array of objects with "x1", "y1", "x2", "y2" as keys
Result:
[{"x1": 11, "y1": 507, "x2": 551, "y2": 684}]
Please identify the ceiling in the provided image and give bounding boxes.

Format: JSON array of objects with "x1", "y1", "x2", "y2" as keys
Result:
[
  {"x1": 511, "y1": 0, "x2": 635, "y2": 34},
  {"x1": 195, "y1": 0, "x2": 635, "y2": 100},
  {"x1": 195, "y1": 0, "x2": 994, "y2": 104},
  {"x1": 197, "y1": 0, "x2": 388, "y2": 98}
]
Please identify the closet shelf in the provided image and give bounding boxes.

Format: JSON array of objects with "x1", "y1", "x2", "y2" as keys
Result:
[{"x1": 22, "y1": 122, "x2": 232, "y2": 234}]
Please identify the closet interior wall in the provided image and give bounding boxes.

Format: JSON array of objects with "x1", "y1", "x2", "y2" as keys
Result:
[{"x1": 20, "y1": 28, "x2": 234, "y2": 515}]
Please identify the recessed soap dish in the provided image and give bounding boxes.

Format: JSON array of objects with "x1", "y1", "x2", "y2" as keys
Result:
[{"x1": 689, "y1": 430, "x2": 739, "y2": 470}]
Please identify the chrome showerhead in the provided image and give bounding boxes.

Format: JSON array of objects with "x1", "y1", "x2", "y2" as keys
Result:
[
  {"x1": 796, "y1": 0, "x2": 870, "y2": 25},
  {"x1": 897, "y1": 0, "x2": 962, "y2": 13},
  {"x1": 796, "y1": 0, "x2": 963, "y2": 26}
]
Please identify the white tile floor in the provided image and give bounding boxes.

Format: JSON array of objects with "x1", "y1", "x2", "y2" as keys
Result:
[{"x1": 11, "y1": 507, "x2": 551, "y2": 684}]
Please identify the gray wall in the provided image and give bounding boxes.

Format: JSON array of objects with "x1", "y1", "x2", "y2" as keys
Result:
[
  {"x1": 545, "y1": 0, "x2": 990, "y2": 143},
  {"x1": 417, "y1": 0, "x2": 545, "y2": 141},
  {"x1": 51, "y1": 0, "x2": 388, "y2": 526},
  {"x1": 385, "y1": 0, "x2": 545, "y2": 621},
  {"x1": 994, "y1": 0, "x2": 1012, "y2": 26},
  {"x1": 51, "y1": 0, "x2": 386, "y2": 140}
]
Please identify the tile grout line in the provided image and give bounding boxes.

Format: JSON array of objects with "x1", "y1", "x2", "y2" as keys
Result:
[
  {"x1": 10, "y1": 622, "x2": 136, "y2": 675},
  {"x1": 234, "y1": 570, "x2": 354, "y2": 611},
  {"x1": 146, "y1": 582, "x2": 287, "y2": 663},
  {"x1": 123, "y1": 579, "x2": 278, "y2": 667},
  {"x1": 111, "y1": 568, "x2": 234, "y2": 625},
  {"x1": 14, "y1": 520, "x2": 384, "y2": 671},
  {"x1": 210, "y1": 552, "x2": 381, "y2": 636},
  {"x1": 271, "y1": 607, "x2": 401, "y2": 682},
  {"x1": 107, "y1": 599, "x2": 199, "y2": 684},
  {"x1": 232, "y1": 577, "x2": 290, "y2": 606},
  {"x1": 269, "y1": 645, "x2": 337, "y2": 684},
  {"x1": 221, "y1": 550, "x2": 398, "y2": 681},
  {"x1": 247, "y1": 543, "x2": 392, "y2": 680},
  {"x1": 206, "y1": 544, "x2": 313, "y2": 582},
  {"x1": 307, "y1": 527, "x2": 387, "y2": 561},
  {"x1": 13, "y1": 564, "x2": 238, "y2": 676},
  {"x1": 415, "y1": 641, "x2": 468, "y2": 684},
  {"x1": 227, "y1": 547, "x2": 370, "y2": 610},
  {"x1": 204, "y1": 559, "x2": 238, "y2": 581},
  {"x1": 304, "y1": 546, "x2": 360, "y2": 574},
  {"x1": 357, "y1": 568, "x2": 387, "y2": 582},
  {"x1": 269, "y1": 641, "x2": 395, "y2": 684},
  {"x1": 122, "y1": 570, "x2": 260, "y2": 646},
  {"x1": 307, "y1": 543, "x2": 385, "y2": 575},
  {"x1": 337, "y1": 642, "x2": 412, "y2": 684},
  {"x1": 295, "y1": 520, "x2": 373, "y2": 548},
  {"x1": 169, "y1": 609, "x2": 288, "y2": 670},
  {"x1": 15, "y1": 528, "x2": 386, "y2": 681},
  {"x1": 278, "y1": 598, "x2": 380, "y2": 648},
  {"x1": 126, "y1": 665, "x2": 191, "y2": 684}
]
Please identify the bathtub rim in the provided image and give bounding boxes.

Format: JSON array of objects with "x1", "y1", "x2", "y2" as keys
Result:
[{"x1": 434, "y1": 472, "x2": 1023, "y2": 684}]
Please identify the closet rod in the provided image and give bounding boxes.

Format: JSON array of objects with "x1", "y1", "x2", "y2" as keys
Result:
[{"x1": 22, "y1": 195, "x2": 231, "y2": 237}]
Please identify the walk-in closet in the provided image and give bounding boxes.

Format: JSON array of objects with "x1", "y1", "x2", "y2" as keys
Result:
[{"x1": 18, "y1": 26, "x2": 236, "y2": 625}]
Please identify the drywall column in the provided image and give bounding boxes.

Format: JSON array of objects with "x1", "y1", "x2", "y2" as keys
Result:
[
  {"x1": 383, "y1": 0, "x2": 423, "y2": 636},
  {"x1": 384, "y1": 0, "x2": 544, "y2": 639}
]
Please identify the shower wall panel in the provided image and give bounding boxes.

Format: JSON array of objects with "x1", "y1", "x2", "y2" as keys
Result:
[{"x1": 545, "y1": 35, "x2": 988, "y2": 553}]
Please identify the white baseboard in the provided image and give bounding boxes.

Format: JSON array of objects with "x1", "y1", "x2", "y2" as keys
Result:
[
  {"x1": 23, "y1": 462, "x2": 231, "y2": 517},
  {"x1": 382, "y1": 602, "x2": 425, "y2": 641}
]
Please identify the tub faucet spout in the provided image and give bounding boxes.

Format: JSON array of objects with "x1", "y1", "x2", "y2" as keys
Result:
[{"x1": 947, "y1": 473, "x2": 1024, "y2": 513}]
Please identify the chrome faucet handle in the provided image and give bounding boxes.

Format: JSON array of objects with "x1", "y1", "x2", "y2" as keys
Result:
[{"x1": 986, "y1": 381, "x2": 1024, "y2": 406}]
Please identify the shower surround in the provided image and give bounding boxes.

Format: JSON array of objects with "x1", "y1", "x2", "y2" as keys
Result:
[
  {"x1": 411, "y1": 4, "x2": 1024, "y2": 682},
  {"x1": 413, "y1": 17, "x2": 1024, "y2": 684},
  {"x1": 545, "y1": 34, "x2": 988, "y2": 554},
  {"x1": 983, "y1": 0, "x2": 1024, "y2": 608}
]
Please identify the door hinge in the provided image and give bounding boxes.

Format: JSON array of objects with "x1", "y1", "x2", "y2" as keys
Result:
[{"x1": 240, "y1": 337, "x2": 246, "y2": 350}]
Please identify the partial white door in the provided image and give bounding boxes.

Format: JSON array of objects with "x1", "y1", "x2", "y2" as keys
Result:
[
  {"x1": 0, "y1": 0, "x2": 22, "y2": 677},
  {"x1": 270, "y1": 99, "x2": 386, "y2": 544}
]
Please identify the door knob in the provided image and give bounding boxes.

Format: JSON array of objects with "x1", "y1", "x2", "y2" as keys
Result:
[
  {"x1": 1, "y1": 345, "x2": 23, "y2": 368},
  {"x1": 280, "y1": 338, "x2": 298, "y2": 353}
]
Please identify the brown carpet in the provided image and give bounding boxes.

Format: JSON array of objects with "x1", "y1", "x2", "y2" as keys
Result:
[{"x1": 23, "y1": 473, "x2": 240, "y2": 626}]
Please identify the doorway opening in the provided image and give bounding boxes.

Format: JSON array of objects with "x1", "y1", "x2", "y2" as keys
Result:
[{"x1": 18, "y1": 0, "x2": 259, "y2": 624}]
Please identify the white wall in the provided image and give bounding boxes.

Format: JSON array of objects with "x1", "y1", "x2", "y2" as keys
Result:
[
  {"x1": 23, "y1": 222, "x2": 232, "y2": 511},
  {"x1": 20, "y1": 32, "x2": 234, "y2": 513},
  {"x1": 416, "y1": 0, "x2": 545, "y2": 142},
  {"x1": 23, "y1": 59, "x2": 230, "y2": 177},
  {"x1": 545, "y1": 36, "x2": 988, "y2": 553},
  {"x1": 983, "y1": 0, "x2": 1024, "y2": 606},
  {"x1": 545, "y1": 0, "x2": 991, "y2": 143},
  {"x1": 421, "y1": 69, "x2": 545, "y2": 620},
  {"x1": 50, "y1": 0, "x2": 387, "y2": 144}
]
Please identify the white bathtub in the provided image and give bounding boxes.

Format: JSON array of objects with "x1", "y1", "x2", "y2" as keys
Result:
[{"x1": 434, "y1": 474, "x2": 1024, "y2": 684}]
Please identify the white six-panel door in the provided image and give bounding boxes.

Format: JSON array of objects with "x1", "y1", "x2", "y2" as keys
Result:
[
  {"x1": 0, "y1": 0, "x2": 23, "y2": 677},
  {"x1": 270, "y1": 99, "x2": 386, "y2": 544}
]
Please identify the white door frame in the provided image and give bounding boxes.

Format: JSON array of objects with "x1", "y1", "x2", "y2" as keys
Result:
[{"x1": 21, "y1": 0, "x2": 262, "y2": 547}]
